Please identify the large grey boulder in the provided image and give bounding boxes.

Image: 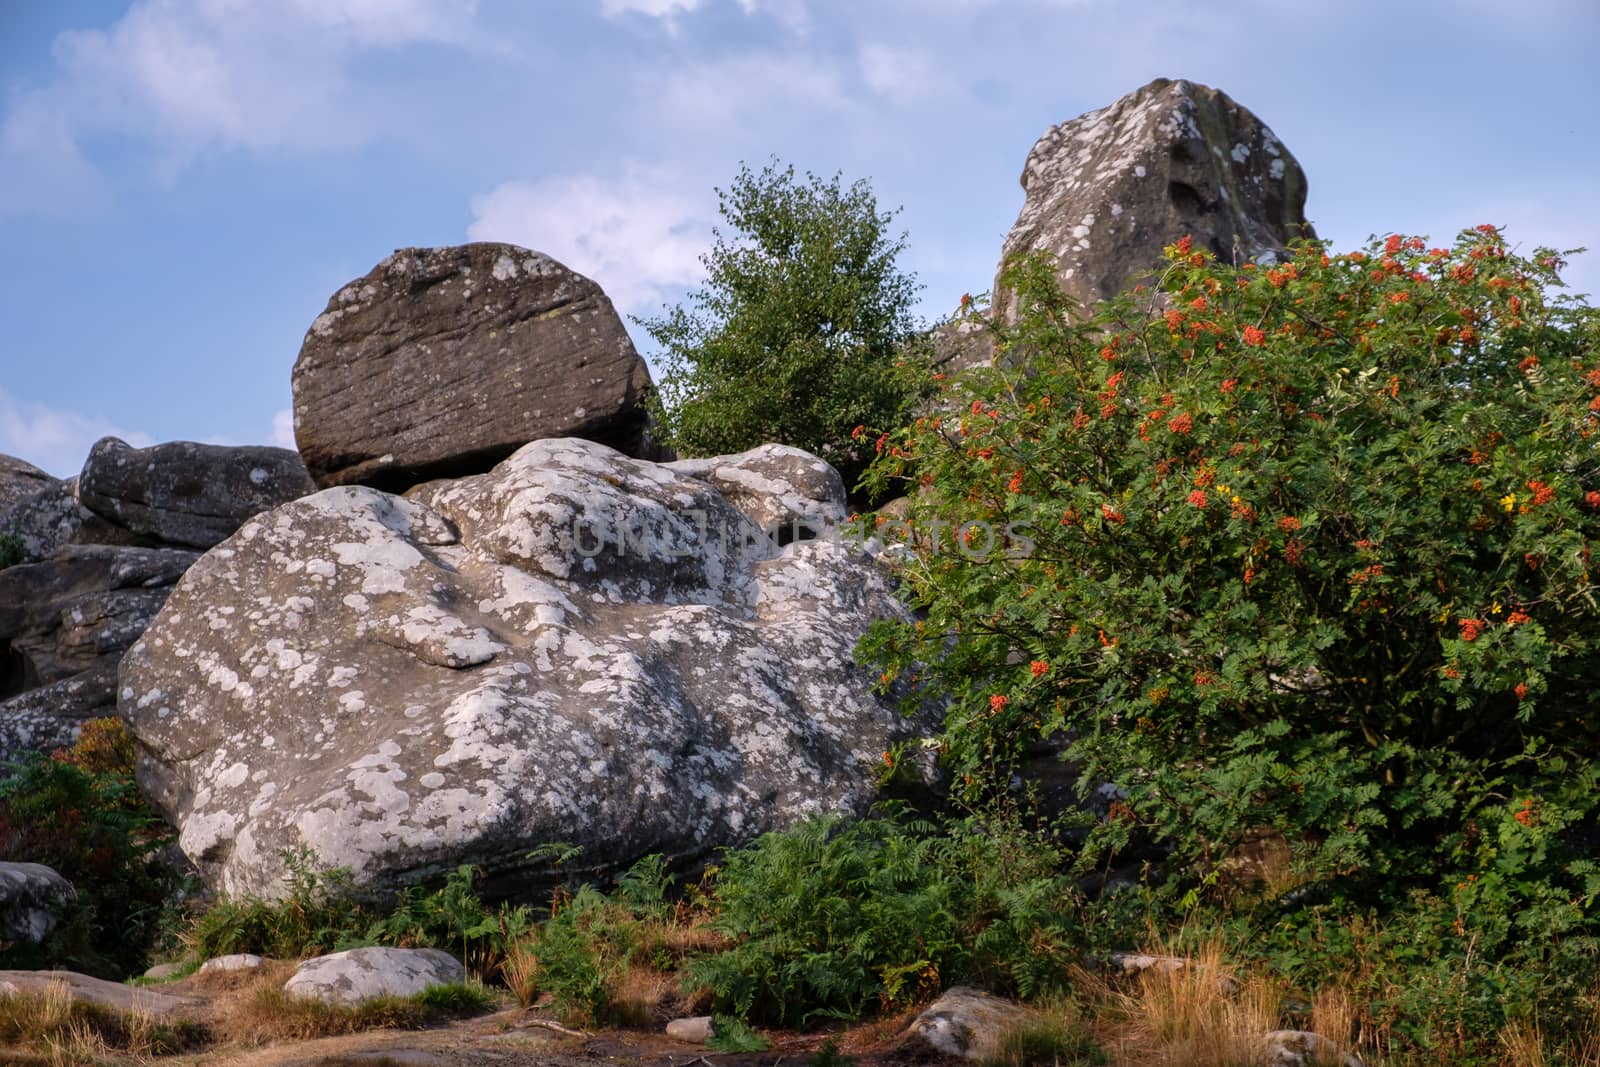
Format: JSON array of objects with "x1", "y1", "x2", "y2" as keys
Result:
[
  {"x1": 120, "y1": 438, "x2": 931, "y2": 900},
  {"x1": 77, "y1": 437, "x2": 315, "y2": 550},
  {"x1": 992, "y1": 77, "x2": 1315, "y2": 322},
  {"x1": 0, "y1": 863, "x2": 74, "y2": 945},
  {"x1": 284, "y1": 947, "x2": 464, "y2": 1006},
  {"x1": 292, "y1": 243, "x2": 657, "y2": 492},
  {"x1": 0, "y1": 545, "x2": 198, "y2": 761}
]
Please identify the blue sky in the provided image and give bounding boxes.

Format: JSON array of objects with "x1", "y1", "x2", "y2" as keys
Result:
[{"x1": 2, "y1": 0, "x2": 1596, "y2": 477}]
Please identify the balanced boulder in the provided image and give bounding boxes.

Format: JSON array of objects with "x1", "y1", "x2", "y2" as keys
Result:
[
  {"x1": 121, "y1": 439, "x2": 930, "y2": 900},
  {"x1": 992, "y1": 77, "x2": 1314, "y2": 321},
  {"x1": 292, "y1": 243, "x2": 656, "y2": 492},
  {"x1": 77, "y1": 437, "x2": 315, "y2": 550}
]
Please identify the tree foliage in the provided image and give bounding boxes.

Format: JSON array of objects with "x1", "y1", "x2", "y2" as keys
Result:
[
  {"x1": 640, "y1": 161, "x2": 926, "y2": 492},
  {"x1": 862, "y1": 228, "x2": 1600, "y2": 922}
]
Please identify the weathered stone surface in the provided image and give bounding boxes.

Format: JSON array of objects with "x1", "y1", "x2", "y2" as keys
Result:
[
  {"x1": 0, "y1": 863, "x2": 74, "y2": 945},
  {"x1": 0, "y1": 455, "x2": 55, "y2": 517},
  {"x1": 1264, "y1": 1029, "x2": 1364, "y2": 1067},
  {"x1": 0, "y1": 661, "x2": 119, "y2": 762},
  {"x1": 929, "y1": 319, "x2": 998, "y2": 374},
  {"x1": 1, "y1": 480, "x2": 133, "y2": 565},
  {"x1": 0, "y1": 969, "x2": 207, "y2": 1018},
  {"x1": 121, "y1": 438, "x2": 931, "y2": 900},
  {"x1": 0, "y1": 546, "x2": 197, "y2": 761},
  {"x1": 78, "y1": 437, "x2": 315, "y2": 550},
  {"x1": 904, "y1": 987, "x2": 1032, "y2": 1061},
  {"x1": 993, "y1": 77, "x2": 1315, "y2": 321},
  {"x1": 283, "y1": 947, "x2": 464, "y2": 1006},
  {"x1": 292, "y1": 243, "x2": 656, "y2": 492}
]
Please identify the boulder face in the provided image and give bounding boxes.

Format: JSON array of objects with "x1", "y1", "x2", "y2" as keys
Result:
[
  {"x1": 993, "y1": 77, "x2": 1315, "y2": 321},
  {"x1": 120, "y1": 438, "x2": 930, "y2": 900},
  {"x1": 292, "y1": 243, "x2": 657, "y2": 493},
  {"x1": 77, "y1": 437, "x2": 316, "y2": 550}
]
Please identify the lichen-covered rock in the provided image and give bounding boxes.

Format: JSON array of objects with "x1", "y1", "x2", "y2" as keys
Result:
[
  {"x1": 121, "y1": 438, "x2": 931, "y2": 899},
  {"x1": 0, "y1": 455, "x2": 55, "y2": 518},
  {"x1": 993, "y1": 77, "x2": 1315, "y2": 320},
  {"x1": 292, "y1": 243, "x2": 656, "y2": 492},
  {"x1": 77, "y1": 437, "x2": 315, "y2": 550},
  {"x1": 903, "y1": 987, "x2": 1032, "y2": 1061},
  {"x1": 284, "y1": 947, "x2": 464, "y2": 1006},
  {"x1": 0, "y1": 546, "x2": 198, "y2": 761},
  {"x1": 0, "y1": 863, "x2": 74, "y2": 944},
  {"x1": 1, "y1": 480, "x2": 133, "y2": 565}
]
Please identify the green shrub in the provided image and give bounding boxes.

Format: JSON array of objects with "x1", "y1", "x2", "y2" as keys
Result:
[
  {"x1": 639, "y1": 160, "x2": 929, "y2": 497},
  {"x1": 861, "y1": 228, "x2": 1600, "y2": 1051},
  {"x1": 688, "y1": 813, "x2": 965, "y2": 1024},
  {"x1": 0, "y1": 720, "x2": 185, "y2": 978},
  {"x1": 186, "y1": 855, "x2": 531, "y2": 981},
  {"x1": 182, "y1": 845, "x2": 370, "y2": 963},
  {"x1": 362, "y1": 864, "x2": 535, "y2": 978}
]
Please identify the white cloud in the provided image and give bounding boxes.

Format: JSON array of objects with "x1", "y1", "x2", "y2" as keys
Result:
[
  {"x1": 859, "y1": 44, "x2": 937, "y2": 103},
  {"x1": 0, "y1": 389, "x2": 155, "y2": 479},
  {"x1": 467, "y1": 168, "x2": 713, "y2": 314},
  {"x1": 655, "y1": 52, "x2": 848, "y2": 127},
  {"x1": 599, "y1": 0, "x2": 703, "y2": 16},
  {"x1": 271, "y1": 409, "x2": 297, "y2": 450},
  {"x1": 1, "y1": 0, "x2": 484, "y2": 212}
]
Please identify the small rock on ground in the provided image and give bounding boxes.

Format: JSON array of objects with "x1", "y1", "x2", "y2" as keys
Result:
[{"x1": 283, "y1": 946, "x2": 465, "y2": 1007}]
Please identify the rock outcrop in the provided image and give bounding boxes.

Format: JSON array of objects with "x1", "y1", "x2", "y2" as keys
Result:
[
  {"x1": 121, "y1": 438, "x2": 931, "y2": 900},
  {"x1": 0, "y1": 477, "x2": 133, "y2": 566},
  {"x1": 292, "y1": 243, "x2": 657, "y2": 493},
  {"x1": 77, "y1": 437, "x2": 315, "y2": 550},
  {"x1": 0, "y1": 546, "x2": 198, "y2": 760},
  {"x1": 992, "y1": 77, "x2": 1314, "y2": 322},
  {"x1": 0, "y1": 456, "x2": 55, "y2": 518}
]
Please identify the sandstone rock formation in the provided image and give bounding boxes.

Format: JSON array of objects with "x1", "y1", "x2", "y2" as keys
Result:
[
  {"x1": 0, "y1": 456, "x2": 55, "y2": 518},
  {"x1": 292, "y1": 243, "x2": 657, "y2": 492},
  {"x1": 0, "y1": 545, "x2": 198, "y2": 760},
  {"x1": 77, "y1": 437, "x2": 315, "y2": 550},
  {"x1": 0, "y1": 476, "x2": 132, "y2": 566},
  {"x1": 992, "y1": 77, "x2": 1315, "y2": 323},
  {"x1": 121, "y1": 438, "x2": 930, "y2": 900}
]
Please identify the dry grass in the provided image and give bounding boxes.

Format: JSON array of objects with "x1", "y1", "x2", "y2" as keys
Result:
[
  {"x1": 1499, "y1": 995, "x2": 1600, "y2": 1067},
  {"x1": 1076, "y1": 934, "x2": 1371, "y2": 1067},
  {"x1": 983, "y1": 996, "x2": 1103, "y2": 1067},
  {"x1": 208, "y1": 960, "x2": 495, "y2": 1047},
  {"x1": 0, "y1": 979, "x2": 207, "y2": 1064}
]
